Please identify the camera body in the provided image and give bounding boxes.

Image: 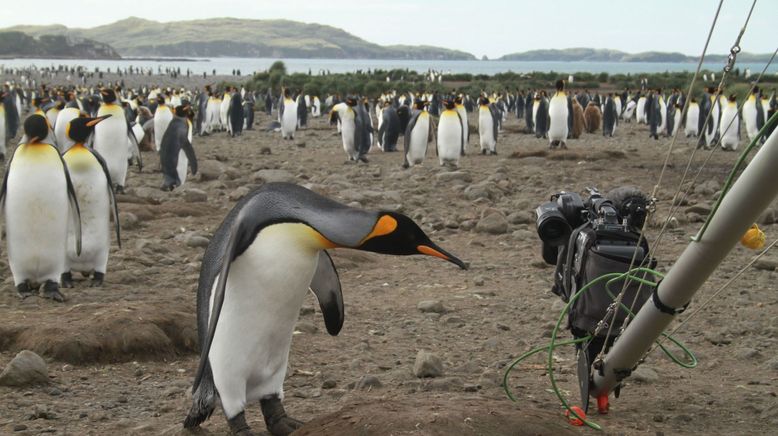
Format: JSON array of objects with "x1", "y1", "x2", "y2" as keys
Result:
[{"x1": 535, "y1": 187, "x2": 648, "y2": 265}]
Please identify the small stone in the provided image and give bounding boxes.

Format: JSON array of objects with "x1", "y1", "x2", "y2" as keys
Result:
[
  {"x1": 295, "y1": 141, "x2": 306, "y2": 148},
  {"x1": 435, "y1": 171, "x2": 472, "y2": 183},
  {"x1": 685, "y1": 204, "x2": 711, "y2": 215},
  {"x1": 321, "y1": 379, "x2": 337, "y2": 389},
  {"x1": 473, "y1": 276, "x2": 485, "y2": 286},
  {"x1": 631, "y1": 366, "x2": 659, "y2": 384},
  {"x1": 443, "y1": 316, "x2": 466, "y2": 327},
  {"x1": 186, "y1": 235, "x2": 210, "y2": 248},
  {"x1": 736, "y1": 348, "x2": 761, "y2": 360},
  {"x1": 754, "y1": 259, "x2": 778, "y2": 271},
  {"x1": 355, "y1": 375, "x2": 382, "y2": 390},
  {"x1": 119, "y1": 212, "x2": 139, "y2": 230},
  {"x1": 48, "y1": 388, "x2": 62, "y2": 396},
  {"x1": 229, "y1": 186, "x2": 251, "y2": 201},
  {"x1": 414, "y1": 350, "x2": 444, "y2": 378},
  {"x1": 183, "y1": 188, "x2": 207, "y2": 202},
  {"x1": 252, "y1": 169, "x2": 295, "y2": 184},
  {"x1": 0, "y1": 350, "x2": 49, "y2": 387},
  {"x1": 299, "y1": 306, "x2": 315, "y2": 316},
  {"x1": 295, "y1": 322, "x2": 318, "y2": 334},
  {"x1": 371, "y1": 167, "x2": 382, "y2": 178},
  {"x1": 417, "y1": 300, "x2": 446, "y2": 314},
  {"x1": 260, "y1": 147, "x2": 272, "y2": 155},
  {"x1": 13, "y1": 424, "x2": 27, "y2": 431},
  {"x1": 765, "y1": 356, "x2": 778, "y2": 371},
  {"x1": 475, "y1": 211, "x2": 508, "y2": 235},
  {"x1": 506, "y1": 211, "x2": 533, "y2": 225}
]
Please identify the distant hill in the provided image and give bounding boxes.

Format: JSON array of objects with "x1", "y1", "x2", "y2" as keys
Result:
[
  {"x1": 499, "y1": 48, "x2": 773, "y2": 63},
  {"x1": 0, "y1": 31, "x2": 120, "y2": 59},
  {"x1": 5, "y1": 17, "x2": 476, "y2": 60}
]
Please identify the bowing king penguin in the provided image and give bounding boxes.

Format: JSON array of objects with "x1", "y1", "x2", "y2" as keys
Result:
[
  {"x1": 183, "y1": 183, "x2": 466, "y2": 436},
  {"x1": 1, "y1": 114, "x2": 81, "y2": 301},
  {"x1": 61, "y1": 115, "x2": 121, "y2": 288}
]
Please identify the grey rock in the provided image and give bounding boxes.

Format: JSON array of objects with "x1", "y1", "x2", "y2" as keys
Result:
[
  {"x1": 506, "y1": 211, "x2": 533, "y2": 225},
  {"x1": 736, "y1": 348, "x2": 761, "y2": 360},
  {"x1": 476, "y1": 211, "x2": 508, "y2": 234},
  {"x1": 754, "y1": 259, "x2": 778, "y2": 271},
  {"x1": 252, "y1": 169, "x2": 296, "y2": 184},
  {"x1": 13, "y1": 424, "x2": 27, "y2": 431},
  {"x1": 183, "y1": 188, "x2": 207, "y2": 202},
  {"x1": 425, "y1": 377, "x2": 464, "y2": 392},
  {"x1": 355, "y1": 375, "x2": 382, "y2": 390},
  {"x1": 685, "y1": 212, "x2": 704, "y2": 223},
  {"x1": 119, "y1": 212, "x2": 139, "y2": 230},
  {"x1": 436, "y1": 171, "x2": 472, "y2": 183},
  {"x1": 295, "y1": 322, "x2": 318, "y2": 334},
  {"x1": 759, "y1": 208, "x2": 777, "y2": 225},
  {"x1": 685, "y1": 204, "x2": 711, "y2": 215},
  {"x1": 0, "y1": 350, "x2": 49, "y2": 387},
  {"x1": 631, "y1": 366, "x2": 659, "y2": 384},
  {"x1": 443, "y1": 316, "x2": 466, "y2": 327},
  {"x1": 228, "y1": 186, "x2": 251, "y2": 201},
  {"x1": 321, "y1": 379, "x2": 337, "y2": 389},
  {"x1": 417, "y1": 300, "x2": 446, "y2": 314},
  {"x1": 414, "y1": 350, "x2": 444, "y2": 378},
  {"x1": 186, "y1": 235, "x2": 210, "y2": 249},
  {"x1": 473, "y1": 276, "x2": 485, "y2": 286}
]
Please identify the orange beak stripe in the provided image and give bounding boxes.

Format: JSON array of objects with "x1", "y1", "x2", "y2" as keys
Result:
[
  {"x1": 417, "y1": 245, "x2": 451, "y2": 261},
  {"x1": 358, "y1": 215, "x2": 398, "y2": 245},
  {"x1": 86, "y1": 118, "x2": 102, "y2": 127}
]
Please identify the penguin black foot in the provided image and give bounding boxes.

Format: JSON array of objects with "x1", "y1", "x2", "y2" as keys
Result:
[
  {"x1": 114, "y1": 185, "x2": 126, "y2": 194},
  {"x1": 402, "y1": 162, "x2": 409, "y2": 169},
  {"x1": 61, "y1": 272, "x2": 74, "y2": 288},
  {"x1": 160, "y1": 183, "x2": 176, "y2": 192},
  {"x1": 560, "y1": 142, "x2": 568, "y2": 149},
  {"x1": 481, "y1": 149, "x2": 487, "y2": 155},
  {"x1": 42, "y1": 280, "x2": 66, "y2": 302},
  {"x1": 358, "y1": 155, "x2": 369, "y2": 163},
  {"x1": 227, "y1": 411, "x2": 255, "y2": 436},
  {"x1": 90, "y1": 272, "x2": 104, "y2": 287},
  {"x1": 16, "y1": 281, "x2": 36, "y2": 299},
  {"x1": 261, "y1": 396, "x2": 304, "y2": 436}
]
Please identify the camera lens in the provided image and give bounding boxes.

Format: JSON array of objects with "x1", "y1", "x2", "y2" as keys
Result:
[{"x1": 536, "y1": 203, "x2": 572, "y2": 246}]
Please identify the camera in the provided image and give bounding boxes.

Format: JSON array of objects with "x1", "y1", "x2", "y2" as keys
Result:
[{"x1": 535, "y1": 187, "x2": 649, "y2": 265}]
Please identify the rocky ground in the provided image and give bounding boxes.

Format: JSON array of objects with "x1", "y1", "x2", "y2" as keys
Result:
[{"x1": 1, "y1": 108, "x2": 778, "y2": 436}]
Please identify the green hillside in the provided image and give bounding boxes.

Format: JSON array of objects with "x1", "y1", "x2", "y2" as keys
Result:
[
  {"x1": 5, "y1": 17, "x2": 475, "y2": 60},
  {"x1": 0, "y1": 31, "x2": 119, "y2": 59},
  {"x1": 499, "y1": 47, "x2": 774, "y2": 63}
]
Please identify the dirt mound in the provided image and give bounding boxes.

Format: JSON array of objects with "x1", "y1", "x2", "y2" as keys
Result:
[
  {"x1": 0, "y1": 303, "x2": 197, "y2": 364},
  {"x1": 295, "y1": 399, "x2": 579, "y2": 436},
  {"x1": 510, "y1": 149, "x2": 627, "y2": 161}
]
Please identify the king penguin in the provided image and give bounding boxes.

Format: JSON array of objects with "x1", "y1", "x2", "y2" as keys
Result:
[
  {"x1": 719, "y1": 94, "x2": 740, "y2": 151},
  {"x1": 477, "y1": 95, "x2": 498, "y2": 155},
  {"x1": 685, "y1": 98, "x2": 700, "y2": 137},
  {"x1": 742, "y1": 89, "x2": 764, "y2": 142},
  {"x1": 280, "y1": 89, "x2": 298, "y2": 140},
  {"x1": 154, "y1": 95, "x2": 174, "y2": 151},
  {"x1": 455, "y1": 95, "x2": 469, "y2": 147},
  {"x1": 602, "y1": 94, "x2": 618, "y2": 137},
  {"x1": 61, "y1": 115, "x2": 121, "y2": 288},
  {"x1": 330, "y1": 97, "x2": 359, "y2": 161},
  {"x1": 159, "y1": 104, "x2": 198, "y2": 191},
  {"x1": 182, "y1": 182, "x2": 466, "y2": 436},
  {"x1": 548, "y1": 80, "x2": 569, "y2": 148},
  {"x1": 402, "y1": 99, "x2": 432, "y2": 168},
  {"x1": 54, "y1": 103, "x2": 82, "y2": 153},
  {"x1": 571, "y1": 97, "x2": 584, "y2": 139},
  {"x1": 437, "y1": 97, "x2": 465, "y2": 167},
  {"x1": 93, "y1": 88, "x2": 140, "y2": 193},
  {"x1": 1, "y1": 114, "x2": 81, "y2": 301}
]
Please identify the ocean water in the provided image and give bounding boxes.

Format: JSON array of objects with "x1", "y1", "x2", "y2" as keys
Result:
[{"x1": 1, "y1": 57, "x2": 776, "y2": 76}]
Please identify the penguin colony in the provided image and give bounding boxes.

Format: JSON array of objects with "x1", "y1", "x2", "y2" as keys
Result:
[{"x1": 1, "y1": 70, "x2": 777, "y2": 436}]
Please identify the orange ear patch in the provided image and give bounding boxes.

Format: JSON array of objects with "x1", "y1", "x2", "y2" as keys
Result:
[{"x1": 359, "y1": 215, "x2": 397, "y2": 244}]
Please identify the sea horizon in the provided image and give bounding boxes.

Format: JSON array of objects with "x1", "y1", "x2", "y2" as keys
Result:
[{"x1": 2, "y1": 57, "x2": 776, "y2": 77}]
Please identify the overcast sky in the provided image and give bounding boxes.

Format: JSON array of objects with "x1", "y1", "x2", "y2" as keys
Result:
[{"x1": 1, "y1": 0, "x2": 774, "y2": 58}]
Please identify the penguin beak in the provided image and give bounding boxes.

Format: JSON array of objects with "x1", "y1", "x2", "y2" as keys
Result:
[
  {"x1": 87, "y1": 114, "x2": 112, "y2": 126},
  {"x1": 417, "y1": 243, "x2": 467, "y2": 270}
]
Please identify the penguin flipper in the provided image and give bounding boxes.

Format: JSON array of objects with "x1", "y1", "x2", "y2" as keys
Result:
[
  {"x1": 88, "y1": 147, "x2": 122, "y2": 248},
  {"x1": 192, "y1": 217, "x2": 241, "y2": 393},
  {"x1": 182, "y1": 139, "x2": 198, "y2": 175},
  {"x1": 0, "y1": 150, "x2": 12, "y2": 212},
  {"x1": 309, "y1": 250, "x2": 344, "y2": 336},
  {"x1": 58, "y1": 148, "x2": 82, "y2": 256},
  {"x1": 127, "y1": 128, "x2": 143, "y2": 172}
]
